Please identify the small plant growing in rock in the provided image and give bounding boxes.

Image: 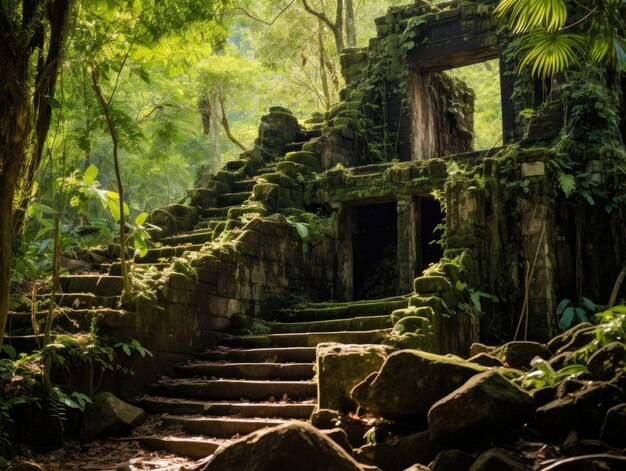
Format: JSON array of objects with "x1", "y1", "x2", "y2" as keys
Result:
[{"x1": 555, "y1": 297, "x2": 597, "y2": 331}]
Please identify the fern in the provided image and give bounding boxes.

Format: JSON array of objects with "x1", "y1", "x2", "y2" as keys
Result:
[{"x1": 557, "y1": 172, "x2": 577, "y2": 197}]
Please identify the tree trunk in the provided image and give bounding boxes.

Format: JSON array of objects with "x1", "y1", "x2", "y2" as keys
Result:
[
  {"x1": 318, "y1": 20, "x2": 332, "y2": 110},
  {"x1": 218, "y1": 93, "x2": 248, "y2": 152},
  {"x1": 345, "y1": 0, "x2": 356, "y2": 48},
  {"x1": 301, "y1": 0, "x2": 344, "y2": 53},
  {"x1": 91, "y1": 65, "x2": 132, "y2": 296},
  {"x1": 0, "y1": 171, "x2": 18, "y2": 347}
]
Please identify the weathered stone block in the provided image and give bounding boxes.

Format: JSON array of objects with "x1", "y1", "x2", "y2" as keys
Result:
[{"x1": 317, "y1": 343, "x2": 392, "y2": 412}]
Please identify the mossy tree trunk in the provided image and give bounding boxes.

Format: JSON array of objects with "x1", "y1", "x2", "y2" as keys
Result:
[{"x1": 0, "y1": 0, "x2": 72, "y2": 347}]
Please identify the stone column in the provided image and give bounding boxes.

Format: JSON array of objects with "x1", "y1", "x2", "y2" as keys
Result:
[
  {"x1": 334, "y1": 203, "x2": 354, "y2": 301},
  {"x1": 397, "y1": 196, "x2": 418, "y2": 293},
  {"x1": 520, "y1": 159, "x2": 556, "y2": 341}
]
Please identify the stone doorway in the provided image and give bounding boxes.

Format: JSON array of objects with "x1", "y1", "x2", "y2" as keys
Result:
[{"x1": 352, "y1": 202, "x2": 399, "y2": 300}]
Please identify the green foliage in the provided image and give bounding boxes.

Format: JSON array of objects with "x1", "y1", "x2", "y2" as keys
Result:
[
  {"x1": 496, "y1": 0, "x2": 626, "y2": 76},
  {"x1": 456, "y1": 281, "x2": 499, "y2": 317},
  {"x1": 555, "y1": 297, "x2": 596, "y2": 331},
  {"x1": 520, "y1": 357, "x2": 588, "y2": 389}
]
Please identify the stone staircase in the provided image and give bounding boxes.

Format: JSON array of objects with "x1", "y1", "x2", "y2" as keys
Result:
[
  {"x1": 128, "y1": 296, "x2": 405, "y2": 459},
  {"x1": 3, "y1": 106, "x2": 396, "y2": 461}
]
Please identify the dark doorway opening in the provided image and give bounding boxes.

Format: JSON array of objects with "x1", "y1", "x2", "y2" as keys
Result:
[
  {"x1": 353, "y1": 202, "x2": 398, "y2": 300},
  {"x1": 420, "y1": 198, "x2": 445, "y2": 270}
]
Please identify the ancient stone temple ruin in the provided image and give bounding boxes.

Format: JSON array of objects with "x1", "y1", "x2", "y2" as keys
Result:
[{"x1": 7, "y1": 0, "x2": 626, "y2": 467}]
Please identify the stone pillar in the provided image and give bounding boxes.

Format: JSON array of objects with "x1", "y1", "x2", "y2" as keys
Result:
[
  {"x1": 334, "y1": 203, "x2": 354, "y2": 301},
  {"x1": 520, "y1": 159, "x2": 556, "y2": 341},
  {"x1": 397, "y1": 196, "x2": 418, "y2": 293}
]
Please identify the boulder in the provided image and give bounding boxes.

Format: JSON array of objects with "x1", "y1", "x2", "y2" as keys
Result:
[
  {"x1": 467, "y1": 353, "x2": 504, "y2": 368},
  {"x1": 317, "y1": 343, "x2": 391, "y2": 411},
  {"x1": 428, "y1": 371, "x2": 535, "y2": 443},
  {"x1": 587, "y1": 342, "x2": 626, "y2": 381},
  {"x1": 493, "y1": 341, "x2": 551, "y2": 369},
  {"x1": 600, "y1": 403, "x2": 626, "y2": 448},
  {"x1": 80, "y1": 392, "x2": 145, "y2": 442},
  {"x1": 402, "y1": 466, "x2": 430, "y2": 471},
  {"x1": 200, "y1": 422, "x2": 369, "y2": 471},
  {"x1": 322, "y1": 427, "x2": 353, "y2": 453},
  {"x1": 429, "y1": 449, "x2": 476, "y2": 471},
  {"x1": 351, "y1": 350, "x2": 487, "y2": 422},
  {"x1": 353, "y1": 431, "x2": 433, "y2": 471},
  {"x1": 311, "y1": 409, "x2": 344, "y2": 429},
  {"x1": 413, "y1": 276, "x2": 452, "y2": 294},
  {"x1": 547, "y1": 322, "x2": 593, "y2": 354},
  {"x1": 547, "y1": 351, "x2": 574, "y2": 371},
  {"x1": 468, "y1": 448, "x2": 527, "y2": 471},
  {"x1": 536, "y1": 382, "x2": 624, "y2": 438},
  {"x1": 470, "y1": 343, "x2": 495, "y2": 357}
]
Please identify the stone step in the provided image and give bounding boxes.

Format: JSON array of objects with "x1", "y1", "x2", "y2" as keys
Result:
[
  {"x1": 137, "y1": 397, "x2": 314, "y2": 419},
  {"x1": 34, "y1": 293, "x2": 120, "y2": 309},
  {"x1": 201, "y1": 206, "x2": 240, "y2": 219},
  {"x1": 147, "y1": 379, "x2": 316, "y2": 401},
  {"x1": 276, "y1": 296, "x2": 409, "y2": 322},
  {"x1": 160, "y1": 230, "x2": 215, "y2": 247},
  {"x1": 59, "y1": 275, "x2": 123, "y2": 297},
  {"x1": 233, "y1": 179, "x2": 256, "y2": 192},
  {"x1": 219, "y1": 192, "x2": 251, "y2": 207},
  {"x1": 136, "y1": 436, "x2": 223, "y2": 460},
  {"x1": 268, "y1": 315, "x2": 392, "y2": 334},
  {"x1": 251, "y1": 165, "x2": 278, "y2": 177},
  {"x1": 140, "y1": 244, "x2": 204, "y2": 263},
  {"x1": 108, "y1": 262, "x2": 169, "y2": 276},
  {"x1": 190, "y1": 221, "x2": 227, "y2": 232},
  {"x1": 301, "y1": 129, "x2": 322, "y2": 139},
  {"x1": 196, "y1": 347, "x2": 316, "y2": 363},
  {"x1": 284, "y1": 142, "x2": 307, "y2": 153},
  {"x1": 162, "y1": 416, "x2": 291, "y2": 439},
  {"x1": 175, "y1": 362, "x2": 314, "y2": 380},
  {"x1": 222, "y1": 329, "x2": 391, "y2": 348},
  {"x1": 8, "y1": 308, "x2": 125, "y2": 333}
]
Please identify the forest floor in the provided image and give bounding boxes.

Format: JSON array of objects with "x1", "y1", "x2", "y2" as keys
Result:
[{"x1": 11, "y1": 417, "x2": 214, "y2": 471}]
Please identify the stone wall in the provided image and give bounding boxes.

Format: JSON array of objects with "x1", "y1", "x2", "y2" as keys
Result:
[{"x1": 100, "y1": 215, "x2": 337, "y2": 389}]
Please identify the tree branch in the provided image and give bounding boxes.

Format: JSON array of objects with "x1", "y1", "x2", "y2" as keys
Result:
[
  {"x1": 218, "y1": 93, "x2": 248, "y2": 152},
  {"x1": 231, "y1": 0, "x2": 295, "y2": 26}
]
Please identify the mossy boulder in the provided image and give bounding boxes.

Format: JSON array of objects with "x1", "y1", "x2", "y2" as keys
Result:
[
  {"x1": 587, "y1": 342, "x2": 626, "y2": 381},
  {"x1": 351, "y1": 350, "x2": 487, "y2": 422},
  {"x1": 187, "y1": 188, "x2": 218, "y2": 208},
  {"x1": 600, "y1": 403, "x2": 626, "y2": 448},
  {"x1": 149, "y1": 204, "x2": 199, "y2": 237},
  {"x1": 285, "y1": 151, "x2": 321, "y2": 171},
  {"x1": 256, "y1": 108, "x2": 301, "y2": 157},
  {"x1": 200, "y1": 422, "x2": 365, "y2": 471},
  {"x1": 80, "y1": 392, "x2": 146, "y2": 442},
  {"x1": 493, "y1": 341, "x2": 551, "y2": 370},
  {"x1": 413, "y1": 276, "x2": 452, "y2": 294},
  {"x1": 428, "y1": 371, "x2": 535, "y2": 443},
  {"x1": 353, "y1": 431, "x2": 433, "y2": 471},
  {"x1": 317, "y1": 343, "x2": 392, "y2": 412}
]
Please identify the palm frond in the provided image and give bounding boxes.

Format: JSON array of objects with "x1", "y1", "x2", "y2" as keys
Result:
[
  {"x1": 517, "y1": 31, "x2": 586, "y2": 77},
  {"x1": 496, "y1": 0, "x2": 568, "y2": 33}
]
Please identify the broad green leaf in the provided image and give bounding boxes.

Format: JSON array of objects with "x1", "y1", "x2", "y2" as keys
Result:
[
  {"x1": 83, "y1": 165, "x2": 99, "y2": 185},
  {"x1": 135, "y1": 212, "x2": 148, "y2": 226},
  {"x1": 2, "y1": 344, "x2": 17, "y2": 360},
  {"x1": 558, "y1": 306, "x2": 575, "y2": 330}
]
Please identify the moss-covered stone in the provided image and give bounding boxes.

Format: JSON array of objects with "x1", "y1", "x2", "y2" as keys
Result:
[
  {"x1": 317, "y1": 343, "x2": 392, "y2": 412},
  {"x1": 428, "y1": 371, "x2": 535, "y2": 443},
  {"x1": 414, "y1": 276, "x2": 453, "y2": 294},
  {"x1": 351, "y1": 350, "x2": 487, "y2": 422},
  {"x1": 285, "y1": 151, "x2": 321, "y2": 171}
]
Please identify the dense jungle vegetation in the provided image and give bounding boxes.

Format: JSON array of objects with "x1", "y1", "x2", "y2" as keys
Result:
[{"x1": 2, "y1": 0, "x2": 626, "y2": 468}]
